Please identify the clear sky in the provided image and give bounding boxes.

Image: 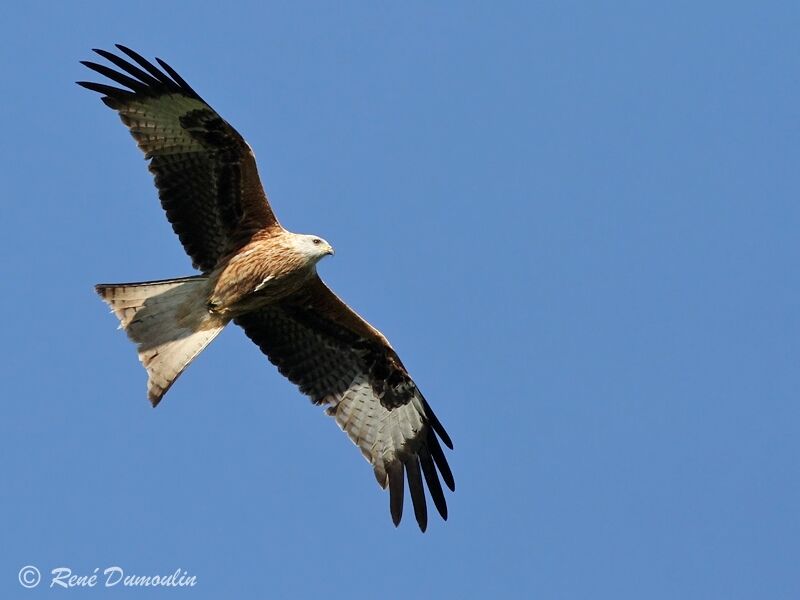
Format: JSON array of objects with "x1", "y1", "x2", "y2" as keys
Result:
[{"x1": 1, "y1": 2, "x2": 798, "y2": 598}]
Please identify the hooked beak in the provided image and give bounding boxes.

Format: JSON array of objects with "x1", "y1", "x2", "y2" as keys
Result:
[{"x1": 326, "y1": 244, "x2": 335, "y2": 256}]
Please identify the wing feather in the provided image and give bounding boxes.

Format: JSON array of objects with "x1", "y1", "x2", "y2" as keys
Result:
[
  {"x1": 115, "y1": 45, "x2": 183, "y2": 88},
  {"x1": 405, "y1": 457, "x2": 428, "y2": 532},
  {"x1": 78, "y1": 46, "x2": 280, "y2": 272},
  {"x1": 428, "y1": 430, "x2": 456, "y2": 492},
  {"x1": 91, "y1": 48, "x2": 164, "y2": 88},
  {"x1": 387, "y1": 462, "x2": 405, "y2": 527},
  {"x1": 235, "y1": 276, "x2": 454, "y2": 530},
  {"x1": 419, "y1": 447, "x2": 448, "y2": 520}
]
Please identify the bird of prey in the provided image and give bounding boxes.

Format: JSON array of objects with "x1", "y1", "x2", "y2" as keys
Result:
[{"x1": 79, "y1": 46, "x2": 454, "y2": 531}]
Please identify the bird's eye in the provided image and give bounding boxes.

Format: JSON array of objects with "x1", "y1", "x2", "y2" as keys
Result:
[{"x1": 312, "y1": 239, "x2": 322, "y2": 245}]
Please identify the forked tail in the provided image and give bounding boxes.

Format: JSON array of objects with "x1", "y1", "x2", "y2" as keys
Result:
[{"x1": 95, "y1": 276, "x2": 226, "y2": 405}]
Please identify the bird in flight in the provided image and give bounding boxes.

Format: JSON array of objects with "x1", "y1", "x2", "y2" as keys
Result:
[{"x1": 79, "y1": 45, "x2": 454, "y2": 531}]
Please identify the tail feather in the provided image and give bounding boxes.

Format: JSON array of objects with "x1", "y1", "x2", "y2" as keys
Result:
[{"x1": 96, "y1": 277, "x2": 227, "y2": 405}]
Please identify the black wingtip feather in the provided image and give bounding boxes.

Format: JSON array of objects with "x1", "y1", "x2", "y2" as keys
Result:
[
  {"x1": 388, "y1": 463, "x2": 404, "y2": 527},
  {"x1": 92, "y1": 48, "x2": 164, "y2": 88},
  {"x1": 79, "y1": 45, "x2": 206, "y2": 105},
  {"x1": 405, "y1": 458, "x2": 428, "y2": 532},
  {"x1": 76, "y1": 80, "x2": 133, "y2": 101},
  {"x1": 428, "y1": 432, "x2": 456, "y2": 492},
  {"x1": 80, "y1": 60, "x2": 149, "y2": 93},
  {"x1": 420, "y1": 448, "x2": 448, "y2": 520},
  {"x1": 422, "y1": 397, "x2": 453, "y2": 450},
  {"x1": 155, "y1": 57, "x2": 201, "y2": 99},
  {"x1": 114, "y1": 44, "x2": 176, "y2": 87}
]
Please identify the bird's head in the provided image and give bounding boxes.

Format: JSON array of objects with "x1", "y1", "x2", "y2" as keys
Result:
[{"x1": 292, "y1": 233, "x2": 335, "y2": 263}]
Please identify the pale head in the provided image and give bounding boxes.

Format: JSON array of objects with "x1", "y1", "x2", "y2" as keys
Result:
[{"x1": 288, "y1": 233, "x2": 335, "y2": 264}]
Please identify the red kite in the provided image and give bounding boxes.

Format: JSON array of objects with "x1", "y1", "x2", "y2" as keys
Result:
[{"x1": 79, "y1": 46, "x2": 454, "y2": 531}]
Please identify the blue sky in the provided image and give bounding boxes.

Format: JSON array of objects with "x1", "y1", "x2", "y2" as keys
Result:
[{"x1": 1, "y1": 1, "x2": 798, "y2": 598}]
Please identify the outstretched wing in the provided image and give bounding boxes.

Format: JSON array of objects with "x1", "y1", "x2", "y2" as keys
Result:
[
  {"x1": 78, "y1": 45, "x2": 280, "y2": 273},
  {"x1": 234, "y1": 276, "x2": 454, "y2": 531}
]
